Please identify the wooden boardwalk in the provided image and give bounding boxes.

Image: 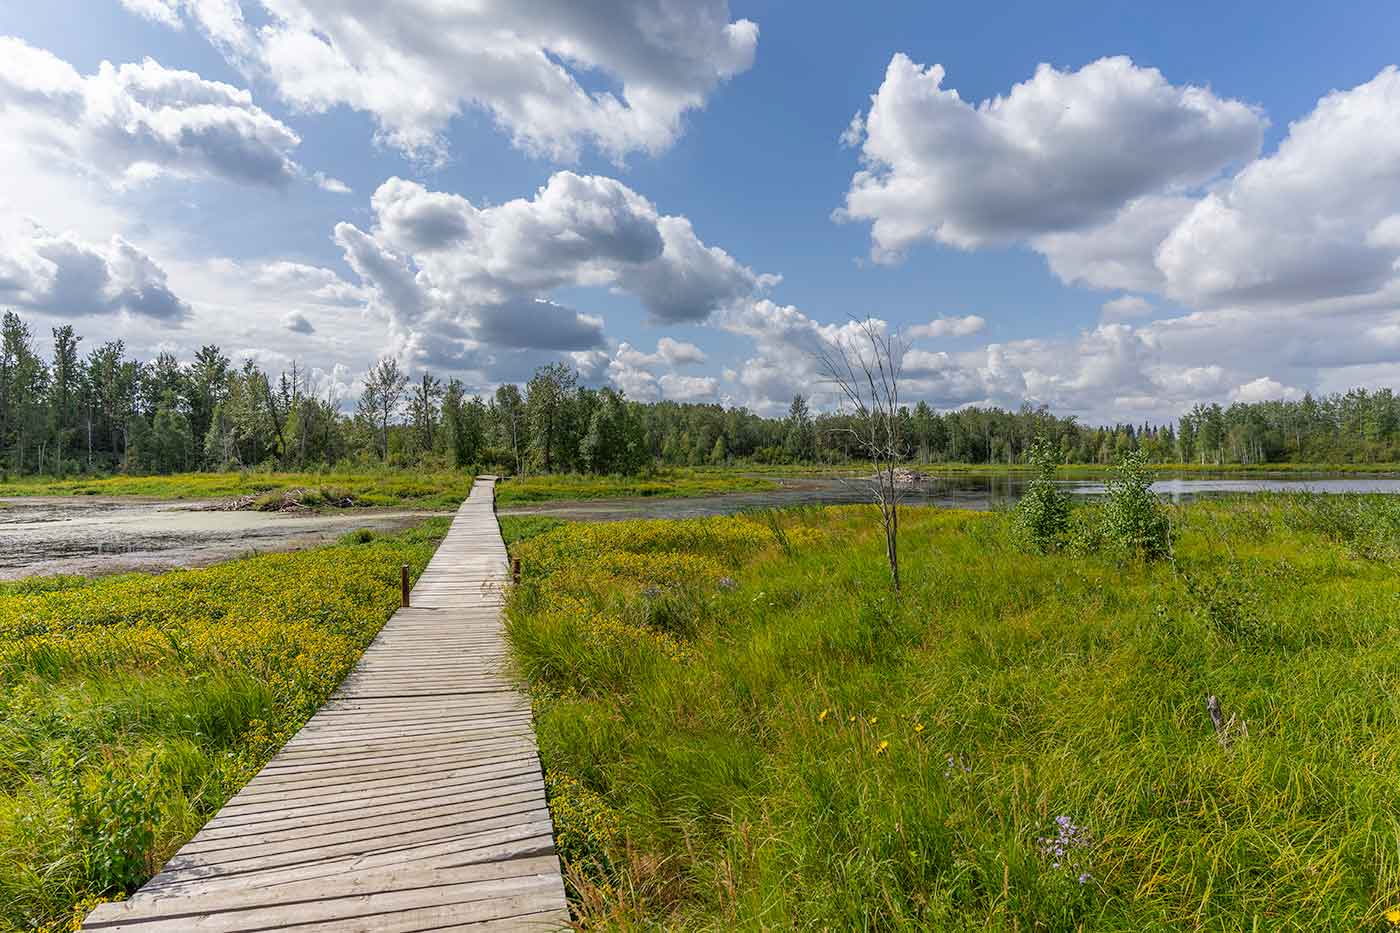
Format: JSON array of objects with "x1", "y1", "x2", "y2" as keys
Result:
[{"x1": 83, "y1": 477, "x2": 568, "y2": 932}]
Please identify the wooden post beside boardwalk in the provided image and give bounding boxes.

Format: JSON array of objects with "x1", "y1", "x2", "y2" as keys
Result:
[{"x1": 82, "y1": 476, "x2": 568, "y2": 932}]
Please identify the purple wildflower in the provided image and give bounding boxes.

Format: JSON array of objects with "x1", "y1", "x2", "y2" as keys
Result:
[
  {"x1": 1038, "y1": 815, "x2": 1092, "y2": 882},
  {"x1": 943, "y1": 753, "x2": 972, "y2": 777}
]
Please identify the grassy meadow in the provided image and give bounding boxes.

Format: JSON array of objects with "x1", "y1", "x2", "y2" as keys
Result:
[
  {"x1": 0, "y1": 469, "x2": 478, "y2": 510},
  {"x1": 505, "y1": 494, "x2": 1400, "y2": 929},
  {"x1": 495, "y1": 468, "x2": 776, "y2": 506},
  {"x1": 0, "y1": 466, "x2": 778, "y2": 510},
  {"x1": 0, "y1": 519, "x2": 450, "y2": 932}
]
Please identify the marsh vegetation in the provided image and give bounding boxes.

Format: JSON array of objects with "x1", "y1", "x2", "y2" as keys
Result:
[
  {"x1": 505, "y1": 491, "x2": 1400, "y2": 929},
  {"x1": 0, "y1": 520, "x2": 449, "y2": 931}
]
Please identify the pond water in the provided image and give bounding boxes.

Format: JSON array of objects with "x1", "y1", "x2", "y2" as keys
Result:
[
  {"x1": 499, "y1": 472, "x2": 1400, "y2": 522},
  {"x1": 0, "y1": 496, "x2": 436, "y2": 580}
]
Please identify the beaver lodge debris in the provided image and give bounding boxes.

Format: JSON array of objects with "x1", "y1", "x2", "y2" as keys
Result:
[{"x1": 215, "y1": 486, "x2": 357, "y2": 512}]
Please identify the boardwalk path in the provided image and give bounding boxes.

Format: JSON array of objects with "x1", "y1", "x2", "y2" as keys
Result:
[{"x1": 84, "y1": 477, "x2": 568, "y2": 932}]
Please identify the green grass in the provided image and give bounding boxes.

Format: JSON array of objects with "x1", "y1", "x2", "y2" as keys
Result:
[
  {"x1": 505, "y1": 494, "x2": 1400, "y2": 929},
  {"x1": 499, "y1": 515, "x2": 567, "y2": 547},
  {"x1": 0, "y1": 470, "x2": 477, "y2": 510},
  {"x1": 495, "y1": 468, "x2": 776, "y2": 505},
  {"x1": 0, "y1": 519, "x2": 449, "y2": 931}
]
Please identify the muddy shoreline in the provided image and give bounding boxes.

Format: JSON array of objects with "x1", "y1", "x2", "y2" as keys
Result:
[{"x1": 0, "y1": 496, "x2": 439, "y2": 580}]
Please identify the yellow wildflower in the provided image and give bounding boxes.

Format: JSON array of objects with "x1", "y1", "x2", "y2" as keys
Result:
[
  {"x1": 876, "y1": 740, "x2": 890, "y2": 755},
  {"x1": 868, "y1": 716, "x2": 878, "y2": 725},
  {"x1": 848, "y1": 714, "x2": 856, "y2": 723},
  {"x1": 1386, "y1": 907, "x2": 1400, "y2": 925},
  {"x1": 914, "y1": 723, "x2": 925, "y2": 734},
  {"x1": 818, "y1": 708, "x2": 829, "y2": 722}
]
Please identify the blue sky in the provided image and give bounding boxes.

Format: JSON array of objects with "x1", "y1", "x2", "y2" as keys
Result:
[{"x1": 2, "y1": 1, "x2": 1399, "y2": 419}]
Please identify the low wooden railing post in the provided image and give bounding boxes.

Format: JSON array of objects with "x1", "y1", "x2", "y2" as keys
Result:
[
  {"x1": 511, "y1": 558, "x2": 521, "y2": 583},
  {"x1": 401, "y1": 564, "x2": 410, "y2": 607}
]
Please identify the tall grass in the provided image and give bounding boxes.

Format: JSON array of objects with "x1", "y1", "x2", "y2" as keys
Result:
[
  {"x1": 0, "y1": 519, "x2": 449, "y2": 931},
  {"x1": 0, "y1": 469, "x2": 476, "y2": 510},
  {"x1": 505, "y1": 495, "x2": 1400, "y2": 929},
  {"x1": 496, "y1": 469, "x2": 775, "y2": 506}
]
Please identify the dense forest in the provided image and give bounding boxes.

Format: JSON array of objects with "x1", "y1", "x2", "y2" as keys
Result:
[{"x1": 2, "y1": 310, "x2": 1399, "y2": 477}]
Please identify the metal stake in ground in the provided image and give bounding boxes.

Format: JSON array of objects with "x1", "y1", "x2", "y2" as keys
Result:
[{"x1": 401, "y1": 564, "x2": 410, "y2": 607}]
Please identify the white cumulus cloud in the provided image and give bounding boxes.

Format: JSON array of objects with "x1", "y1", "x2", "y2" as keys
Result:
[
  {"x1": 0, "y1": 227, "x2": 188, "y2": 320},
  {"x1": 908, "y1": 314, "x2": 986, "y2": 338},
  {"x1": 0, "y1": 36, "x2": 317, "y2": 189},
  {"x1": 121, "y1": 0, "x2": 760, "y2": 164},
  {"x1": 332, "y1": 173, "x2": 772, "y2": 374},
  {"x1": 838, "y1": 54, "x2": 1263, "y2": 260},
  {"x1": 1101, "y1": 295, "x2": 1154, "y2": 319}
]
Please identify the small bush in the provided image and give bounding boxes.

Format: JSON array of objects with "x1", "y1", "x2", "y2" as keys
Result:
[
  {"x1": 62, "y1": 753, "x2": 160, "y2": 895},
  {"x1": 1177, "y1": 559, "x2": 1272, "y2": 645},
  {"x1": 1100, "y1": 449, "x2": 1172, "y2": 560},
  {"x1": 1015, "y1": 436, "x2": 1071, "y2": 552}
]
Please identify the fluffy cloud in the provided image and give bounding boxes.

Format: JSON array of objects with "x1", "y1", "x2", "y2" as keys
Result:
[
  {"x1": 248, "y1": 261, "x2": 366, "y2": 306},
  {"x1": 474, "y1": 298, "x2": 605, "y2": 351},
  {"x1": 333, "y1": 173, "x2": 773, "y2": 367},
  {"x1": 831, "y1": 57, "x2": 1400, "y2": 418},
  {"x1": 281, "y1": 310, "x2": 314, "y2": 334},
  {"x1": 122, "y1": 0, "x2": 759, "y2": 163},
  {"x1": 0, "y1": 37, "x2": 319, "y2": 189},
  {"x1": 658, "y1": 373, "x2": 719, "y2": 401},
  {"x1": 716, "y1": 300, "x2": 917, "y2": 414},
  {"x1": 615, "y1": 338, "x2": 707, "y2": 368},
  {"x1": 1101, "y1": 295, "x2": 1154, "y2": 319},
  {"x1": 599, "y1": 339, "x2": 717, "y2": 401},
  {"x1": 361, "y1": 174, "x2": 768, "y2": 324},
  {"x1": 606, "y1": 356, "x2": 659, "y2": 400},
  {"x1": 838, "y1": 54, "x2": 1263, "y2": 260},
  {"x1": 1015, "y1": 67, "x2": 1400, "y2": 322},
  {"x1": 1156, "y1": 67, "x2": 1400, "y2": 308},
  {"x1": 0, "y1": 228, "x2": 189, "y2": 320},
  {"x1": 1231, "y1": 376, "x2": 1304, "y2": 403},
  {"x1": 1034, "y1": 195, "x2": 1194, "y2": 292},
  {"x1": 908, "y1": 314, "x2": 985, "y2": 338},
  {"x1": 656, "y1": 337, "x2": 707, "y2": 366},
  {"x1": 1034, "y1": 68, "x2": 1400, "y2": 315},
  {"x1": 712, "y1": 295, "x2": 1365, "y2": 421}
]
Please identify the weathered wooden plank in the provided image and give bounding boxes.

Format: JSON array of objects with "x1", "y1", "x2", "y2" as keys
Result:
[
  {"x1": 84, "y1": 882, "x2": 567, "y2": 932},
  {"x1": 190, "y1": 783, "x2": 547, "y2": 844},
  {"x1": 82, "y1": 477, "x2": 568, "y2": 931},
  {"x1": 145, "y1": 823, "x2": 560, "y2": 897},
  {"x1": 160, "y1": 802, "x2": 553, "y2": 869},
  {"x1": 199, "y1": 777, "x2": 546, "y2": 838},
  {"x1": 213, "y1": 754, "x2": 542, "y2": 814},
  {"x1": 84, "y1": 856, "x2": 562, "y2": 922}
]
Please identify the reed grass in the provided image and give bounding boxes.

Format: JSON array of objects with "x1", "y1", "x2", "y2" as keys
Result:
[{"x1": 505, "y1": 494, "x2": 1400, "y2": 929}]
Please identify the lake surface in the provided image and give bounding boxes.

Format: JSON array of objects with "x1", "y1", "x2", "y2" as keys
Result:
[
  {"x1": 499, "y1": 472, "x2": 1400, "y2": 521},
  {"x1": 0, "y1": 496, "x2": 436, "y2": 580}
]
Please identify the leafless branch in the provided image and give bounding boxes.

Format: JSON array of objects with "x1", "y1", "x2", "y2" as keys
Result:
[{"x1": 813, "y1": 317, "x2": 909, "y2": 591}]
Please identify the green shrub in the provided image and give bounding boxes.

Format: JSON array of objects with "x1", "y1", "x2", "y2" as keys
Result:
[
  {"x1": 62, "y1": 753, "x2": 160, "y2": 895},
  {"x1": 1100, "y1": 449, "x2": 1172, "y2": 559},
  {"x1": 1015, "y1": 436, "x2": 1071, "y2": 552}
]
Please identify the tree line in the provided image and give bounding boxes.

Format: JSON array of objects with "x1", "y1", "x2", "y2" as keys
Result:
[{"x1": 2, "y1": 310, "x2": 1399, "y2": 477}]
